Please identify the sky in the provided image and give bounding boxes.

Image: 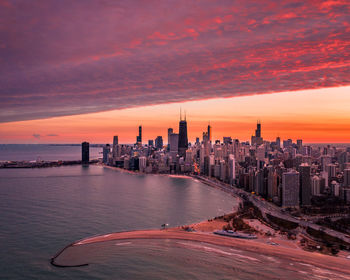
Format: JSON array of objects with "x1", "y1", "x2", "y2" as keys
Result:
[{"x1": 0, "y1": 0, "x2": 349, "y2": 143}]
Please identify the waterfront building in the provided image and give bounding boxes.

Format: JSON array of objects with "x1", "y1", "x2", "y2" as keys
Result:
[
  {"x1": 299, "y1": 164, "x2": 311, "y2": 206},
  {"x1": 282, "y1": 170, "x2": 300, "y2": 208},
  {"x1": 113, "y1": 135, "x2": 119, "y2": 160},
  {"x1": 139, "y1": 156, "x2": 147, "y2": 172},
  {"x1": 81, "y1": 142, "x2": 89, "y2": 164},
  {"x1": 228, "y1": 154, "x2": 236, "y2": 185},
  {"x1": 169, "y1": 133, "x2": 178, "y2": 162},
  {"x1": 220, "y1": 160, "x2": 226, "y2": 182},
  {"x1": 204, "y1": 156, "x2": 210, "y2": 176},
  {"x1": 103, "y1": 144, "x2": 110, "y2": 163}
]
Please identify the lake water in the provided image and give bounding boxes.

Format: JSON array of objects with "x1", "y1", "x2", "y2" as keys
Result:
[
  {"x1": 0, "y1": 165, "x2": 237, "y2": 279},
  {"x1": 0, "y1": 144, "x2": 101, "y2": 161}
]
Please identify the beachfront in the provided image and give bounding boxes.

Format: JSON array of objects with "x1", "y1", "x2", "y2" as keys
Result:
[{"x1": 52, "y1": 220, "x2": 350, "y2": 276}]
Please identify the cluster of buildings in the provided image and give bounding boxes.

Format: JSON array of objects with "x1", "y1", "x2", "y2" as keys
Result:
[{"x1": 84, "y1": 115, "x2": 350, "y2": 209}]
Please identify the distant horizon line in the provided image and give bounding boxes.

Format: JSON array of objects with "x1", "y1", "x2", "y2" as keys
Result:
[{"x1": 1, "y1": 142, "x2": 350, "y2": 146}]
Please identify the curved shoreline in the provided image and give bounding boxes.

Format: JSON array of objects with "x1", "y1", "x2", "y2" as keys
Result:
[{"x1": 51, "y1": 228, "x2": 350, "y2": 274}]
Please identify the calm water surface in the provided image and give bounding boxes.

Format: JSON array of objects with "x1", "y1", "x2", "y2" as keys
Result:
[
  {"x1": 0, "y1": 144, "x2": 101, "y2": 161},
  {"x1": 0, "y1": 165, "x2": 236, "y2": 279}
]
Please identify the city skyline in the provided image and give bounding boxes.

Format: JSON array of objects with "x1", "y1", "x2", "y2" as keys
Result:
[{"x1": 1, "y1": 86, "x2": 350, "y2": 144}]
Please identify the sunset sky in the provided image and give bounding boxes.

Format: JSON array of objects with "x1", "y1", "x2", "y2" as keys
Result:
[{"x1": 0, "y1": 0, "x2": 349, "y2": 143}]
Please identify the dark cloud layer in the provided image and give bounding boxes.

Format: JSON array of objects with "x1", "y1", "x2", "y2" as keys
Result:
[{"x1": 0, "y1": 0, "x2": 349, "y2": 122}]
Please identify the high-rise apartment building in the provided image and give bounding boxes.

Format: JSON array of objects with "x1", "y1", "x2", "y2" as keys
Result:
[
  {"x1": 81, "y1": 142, "x2": 89, "y2": 164},
  {"x1": 228, "y1": 154, "x2": 236, "y2": 185},
  {"x1": 282, "y1": 170, "x2": 300, "y2": 208},
  {"x1": 299, "y1": 163, "x2": 311, "y2": 206},
  {"x1": 103, "y1": 144, "x2": 110, "y2": 163},
  {"x1": 112, "y1": 135, "x2": 119, "y2": 160},
  {"x1": 311, "y1": 175, "x2": 321, "y2": 196}
]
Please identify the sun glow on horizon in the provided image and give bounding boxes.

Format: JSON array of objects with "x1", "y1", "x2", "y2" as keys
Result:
[{"x1": 1, "y1": 86, "x2": 350, "y2": 144}]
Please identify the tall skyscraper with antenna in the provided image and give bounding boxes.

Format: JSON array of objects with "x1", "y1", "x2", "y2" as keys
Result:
[
  {"x1": 136, "y1": 125, "x2": 142, "y2": 144},
  {"x1": 178, "y1": 109, "x2": 188, "y2": 159},
  {"x1": 207, "y1": 123, "x2": 212, "y2": 142},
  {"x1": 255, "y1": 120, "x2": 261, "y2": 138}
]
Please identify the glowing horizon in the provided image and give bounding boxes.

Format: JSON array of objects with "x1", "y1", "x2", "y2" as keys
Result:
[{"x1": 1, "y1": 86, "x2": 350, "y2": 144}]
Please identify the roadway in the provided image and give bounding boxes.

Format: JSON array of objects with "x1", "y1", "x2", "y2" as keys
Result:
[{"x1": 193, "y1": 175, "x2": 350, "y2": 246}]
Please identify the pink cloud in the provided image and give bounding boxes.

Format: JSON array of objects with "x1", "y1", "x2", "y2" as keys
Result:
[{"x1": 0, "y1": 0, "x2": 349, "y2": 122}]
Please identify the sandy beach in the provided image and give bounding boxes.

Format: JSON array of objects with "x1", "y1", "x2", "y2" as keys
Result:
[{"x1": 52, "y1": 218, "x2": 350, "y2": 275}]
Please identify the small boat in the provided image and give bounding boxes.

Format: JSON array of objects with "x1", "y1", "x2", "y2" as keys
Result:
[{"x1": 213, "y1": 230, "x2": 257, "y2": 239}]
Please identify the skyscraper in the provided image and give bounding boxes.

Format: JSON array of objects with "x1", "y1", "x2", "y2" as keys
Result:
[
  {"x1": 155, "y1": 136, "x2": 163, "y2": 150},
  {"x1": 228, "y1": 154, "x2": 236, "y2": 185},
  {"x1": 255, "y1": 120, "x2": 261, "y2": 138},
  {"x1": 167, "y1": 128, "x2": 173, "y2": 151},
  {"x1": 251, "y1": 120, "x2": 263, "y2": 146},
  {"x1": 207, "y1": 124, "x2": 212, "y2": 142},
  {"x1": 282, "y1": 170, "x2": 300, "y2": 208},
  {"x1": 81, "y1": 142, "x2": 89, "y2": 164},
  {"x1": 297, "y1": 139, "x2": 303, "y2": 153},
  {"x1": 113, "y1": 135, "x2": 119, "y2": 160},
  {"x1": 136, "y1": 125, "x2": 142, "y2": 144},
  {"x1": 103, "y1": 144, "x2": 110, "y2": 164},
  {"x1": 299, "y1": 164, "x2": 311, "y2": 206},
  {"x1": 276, "y1": 137, "x2": 281, "y2": 149},
  {"x1": 344, "y1": 169, "x2": 350, "y2": 187},
  {"x1": 167, "y1": 128, "x2": 173, "y2": 144},
  {"x1": 178, "y1": 112, "x2": 188, "y2": 159},
  {"x1": 169, "y1": 133, "x2": 179, "y2": 152}
]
